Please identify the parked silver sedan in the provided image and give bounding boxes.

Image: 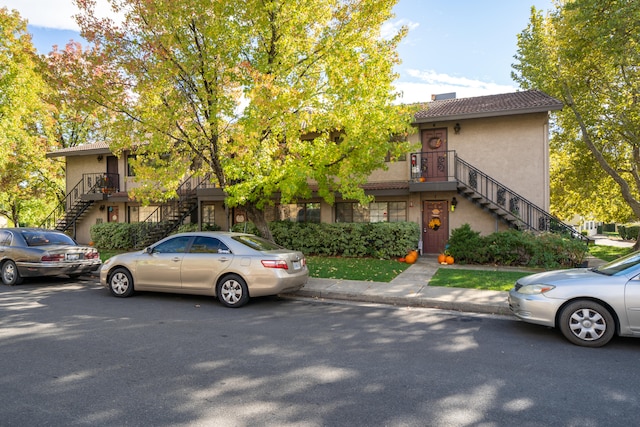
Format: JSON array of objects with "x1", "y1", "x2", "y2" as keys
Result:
[
  {"x1": 0, "y1": 228, "x2": 101, "y2": 286},
  {"x1": 509, "y1": 250, "x2": 640, "y2": 347},
  {"x1": 100, "y1": 231, "x2": 308, "y2": 308}
]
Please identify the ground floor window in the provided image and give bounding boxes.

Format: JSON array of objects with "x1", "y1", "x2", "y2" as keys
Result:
[
  {"x1": 235, "y1": 203, "x2": 320, "y2": 224},
  {"x1": 336, "y1": 201, "x2": 406, "y2": 223},
  {"x1": 278, "y1": 203, "x2": 320, "y2": 223},
  {"x1": 201, "y1": 203, "x2": 215, "y2": 228},
  {"x1": 128, "y1": 206, "x2": 139, "y2": 222},
  {"x1": 127, "y1": 205, "x2": 160, "y2": 223}
]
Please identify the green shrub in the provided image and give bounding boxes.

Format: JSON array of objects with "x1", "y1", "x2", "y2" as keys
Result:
[
  {"x1": 618, "y1": 225, "x2": 639, "y2": 241},
  {"x1": 446, "y1": 224, "x2": 588, "y2": 268},
  {"x1": 90, "y1": 222, "x2": 137, "y2": 250},
  {"x1": 269, "y1": 220, "x2": 420, "y2": 259},
  {"x1": 447, "y1": 223, "x2": 485, "y2": 263},
  {"x1": 93, "y1": 220, "x2": 420, "y2": 259}
]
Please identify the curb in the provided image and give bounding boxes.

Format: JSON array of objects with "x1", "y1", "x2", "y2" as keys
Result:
[{"x1": 287, "y1": 289, "x2": 512, "y2": 316}]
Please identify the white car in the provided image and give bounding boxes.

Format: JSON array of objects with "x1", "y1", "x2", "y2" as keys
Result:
[
  {"x1": 509, "y1": 250, "x2": 640, "y2": 347},
  {"x1": 100, "y1": 232, "x2": 308, "y2": 308}
]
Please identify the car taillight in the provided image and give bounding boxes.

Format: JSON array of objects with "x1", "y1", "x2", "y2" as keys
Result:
[
  {"x1": 261, "y1": 260, "x2": 289, "y2": 269},
  {"x1": 85, "y1": 251, "x2": 99, "y2": 259},
  {"x1": 41, "y1": 254, "x2": 65, "y2": 262}
]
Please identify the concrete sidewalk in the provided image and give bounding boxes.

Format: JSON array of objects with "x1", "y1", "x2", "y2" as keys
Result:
[
  {"x1": 289, "y1": 235, "x2": 632, "y2": 315},
  {"x1": 291, "y1": 256, "x2": 525, "y2": 316}
]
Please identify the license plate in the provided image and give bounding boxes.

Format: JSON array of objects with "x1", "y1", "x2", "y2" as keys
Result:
[
  {"x1": 293, "y1": 261, "x2": 301, "y2": 270},
  {"x1": 66, "y1": 254, "x2": 79, "y2": 261}
]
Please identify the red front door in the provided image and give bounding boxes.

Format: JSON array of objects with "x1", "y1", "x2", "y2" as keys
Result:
[
  {"x1": 423, "y1": 200, "x2": 449, "y2": 254},
  {"x1": 420, "y1": 129, "x2": 448, "y2": 181}
]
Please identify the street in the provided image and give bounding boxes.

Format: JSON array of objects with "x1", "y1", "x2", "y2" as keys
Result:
[{"x1": 1, "y1": 277, "x2": 639, "y2": 426}]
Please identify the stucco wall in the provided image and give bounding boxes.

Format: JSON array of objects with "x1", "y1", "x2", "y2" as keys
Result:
[
  {"x1": 448, "y1": 113, "x2": 549, "y2": 210},
  {"x1": 367, "y1": 113, "x2": 549, "y2": 210}
]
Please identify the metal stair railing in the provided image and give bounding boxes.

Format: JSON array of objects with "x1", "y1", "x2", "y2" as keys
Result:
[
  {"x1": 133, "y1": 172, "x2": 213, "y2": 248},
  {"x1": 454, "y1": 154, "x2": 588, "y2": 242},
  {"x1": 40, "y1": 173, "x2": 119, "y2": 232}
]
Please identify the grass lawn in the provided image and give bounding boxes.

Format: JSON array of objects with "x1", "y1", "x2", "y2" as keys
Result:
[
  {"x1": 96, "y1": 244, "x2": 636, "y2": 291},
  {"x1": 428, "y1": 269, "x2": 532, "y2": 292},
  {"x1": 588, "y1": 245, "x2": 634, "y2": 262},
  {"x1": 306, "y1": 256, "x2": 411, "y2": 282}
]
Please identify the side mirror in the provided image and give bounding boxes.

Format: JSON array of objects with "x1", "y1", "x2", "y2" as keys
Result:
[{"x1": 145, "y1": 246, "x2": 154, "y2": 254}]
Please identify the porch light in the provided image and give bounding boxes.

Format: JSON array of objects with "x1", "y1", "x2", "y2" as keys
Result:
[
  {"x1": 453, "y1": 123, "x2": 461, "y2": 134},
  {"x1": 451, "y1": 197, "x2": 458, "y2": 212}
]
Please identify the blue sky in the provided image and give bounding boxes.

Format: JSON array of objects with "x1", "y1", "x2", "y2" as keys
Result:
[{"x1": 5, "y1": 0, "x2": 553, "y2": 102}]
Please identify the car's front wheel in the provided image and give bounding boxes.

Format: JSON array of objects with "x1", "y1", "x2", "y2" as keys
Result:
[
  {"x1": 559, "y1": 300, "x2": 615, "y2": 347},
  {"x1": 217, "y1": 274, "x2": 249, "y2": 308},
  {"x1": 108, "y1": 268, "x2": 134, "y2": 297},
  {"x1": 1, "y1": 260, "x2": 23, "y2": 286}
]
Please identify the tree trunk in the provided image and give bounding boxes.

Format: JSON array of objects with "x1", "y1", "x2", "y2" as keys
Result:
[
  {"x1": 244, "y1": 202, "x2": 274, "y2": 242},
  {"x1": 634, "y1": 228, "x2": 640, "y2": 251}
]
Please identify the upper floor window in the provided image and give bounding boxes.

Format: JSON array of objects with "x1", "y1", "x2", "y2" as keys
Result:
[
  {"x1": 127, "y1": 154, "x2": 137, "y2": 177},
  {"x1": 385, "y1": 134, "x2": 408, "y2": 162}
]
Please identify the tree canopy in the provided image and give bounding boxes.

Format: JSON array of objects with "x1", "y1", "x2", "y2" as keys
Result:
[
  {"x1": 512, "y1": 0, "x2": 640, "y2": 228},
  {"x1": 0, "y1": 7, "x2": 59, "y2": 226},
  {"x1": 73, "y1": 0, "x2": 414, "y2": 239}
]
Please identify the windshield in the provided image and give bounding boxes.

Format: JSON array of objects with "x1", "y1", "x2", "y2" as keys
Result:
[
  {"x1": 21, "y1": 231, "x2": 77, "y2": 247},
  {"x1": 232, "y1": 235, "x2": 284, "y2": 251},
  {"x1": 594, "y1": 250, "x2": 640, "y2": 276}
]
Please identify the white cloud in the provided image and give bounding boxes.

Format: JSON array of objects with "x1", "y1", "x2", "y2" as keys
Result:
[
  {"x1": 381, "y1": 18, "x2": 420, "y2": 40},
  {"x1": 3, "y1": 0, "x2": 118, "y2": 31},
  {"x1": 394, "y1": 69, "x2": 517, "y2": 103}
]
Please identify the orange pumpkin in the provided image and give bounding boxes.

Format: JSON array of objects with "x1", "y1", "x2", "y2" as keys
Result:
[
  {"x1": 405, "y1": 253, "x2": 417, "y2": 264},
  {"x1": 445, "y1": 255, "x2": 454, "y2": 265},
  {"x1": 398, "y1": 257, "x2": 406, "y2": 263},
  {"x1": 437, "y1": 254, "x2": 446, "y2": 264},
  {"x1": 409, "y1": 250, "x2": 419, "y2": 258}
]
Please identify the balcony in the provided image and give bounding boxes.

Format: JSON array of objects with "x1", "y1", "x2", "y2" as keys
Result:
[
  {"x1": 81, "y1": 173, "x2": 120, "y2": 200},
  {"x1": 409, "y1": 150, "x2": 458, "y2": 192}
]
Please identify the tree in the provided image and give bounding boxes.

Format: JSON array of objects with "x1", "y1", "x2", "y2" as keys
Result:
[
  {"x1": 512, "y1": 0, "x2": 640, "y2": 240},
  {"x1": 0, "y1": 8, "x2": 58, "y2": 226},
  {"x1": 74, "y1": 0, "x2": 414, "y2": 240},
  {"x1": 38, "y1": 41, "x2": 117, "y2": 209},
  {"x1": 41, "y1": 41, "x2": 114, "y2": 150}
]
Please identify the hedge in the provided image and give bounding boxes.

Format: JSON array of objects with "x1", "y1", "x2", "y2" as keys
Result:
[
  {"x1": 91, "y1": 220, "x2": 420, "y2": 259},
  {"x1": 617, "y1": 225, "x2": 639, "y2": 241},
  {"x1": 447, "y1": 223, "x2": 588, "y2": 268}
]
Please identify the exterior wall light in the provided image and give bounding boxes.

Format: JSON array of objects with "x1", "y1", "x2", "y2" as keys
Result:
[
  {"x1": 451, "y1": 197, "x2": 458, "y2": 212},
  {"x1": 453, "y1": 123, "x2": 461, "y2": 134}
]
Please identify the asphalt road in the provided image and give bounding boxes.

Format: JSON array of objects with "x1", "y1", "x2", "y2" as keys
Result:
[{"x1": 1, "y1": 277, "x2": 640, "y2": 426}]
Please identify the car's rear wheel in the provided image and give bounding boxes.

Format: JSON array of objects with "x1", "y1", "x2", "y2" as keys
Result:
[
  {"x1": 1, "y1": 260, "x2": 23, "y2": 286},
  {"x1": 108, "y1": 268, "x2": 134, "y2": 297},
  {"x1": 217, "y1": 274, "x2": 249, "y2": 308},
  {"x1": 559, "y1": 300, "x2": 615, "y2": 347}
]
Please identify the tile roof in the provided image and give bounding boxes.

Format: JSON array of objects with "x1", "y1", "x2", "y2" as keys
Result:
[
  {"x1": 413, "y1": 89, "x2": 563, "y2": 123},
  {"x1": 46, "y1": 141, "x2": 111, "y2": 158}
]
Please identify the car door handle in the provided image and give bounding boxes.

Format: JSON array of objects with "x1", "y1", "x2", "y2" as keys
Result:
[{"x1": 172, "y1": 257, "x2": 181, "y2": 262}]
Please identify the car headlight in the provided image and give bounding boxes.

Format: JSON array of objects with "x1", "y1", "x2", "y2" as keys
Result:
[{"x1": 517, "y1": 284, "x2": 555, "y2": 295}]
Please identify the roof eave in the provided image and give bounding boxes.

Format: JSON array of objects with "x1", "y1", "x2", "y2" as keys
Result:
[
  {"x1": 46, "y1": 147, "x2": 113, "y2": 158},
  {"x1": 411, "y1": 104, "x2": 563, "y2": 125}
]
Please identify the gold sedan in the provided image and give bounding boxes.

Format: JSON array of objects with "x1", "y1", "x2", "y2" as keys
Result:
[{"x1": 100, "y1": 232, "x2": 308, "y2": 308}]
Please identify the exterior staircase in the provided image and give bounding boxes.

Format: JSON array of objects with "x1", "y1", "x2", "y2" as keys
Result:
[
  {"x1": 454, "y1": 155, "x2": 586, "y2": 241},
  {"x1": 40, "y1": 173, "x2": 117, "y2": 236},
  {"x1": 410, "y1": 150, "x2": 586, "y2": 242},
  {"x1": 132, "y1": 173, "x2": 207, "y2": 249}
]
